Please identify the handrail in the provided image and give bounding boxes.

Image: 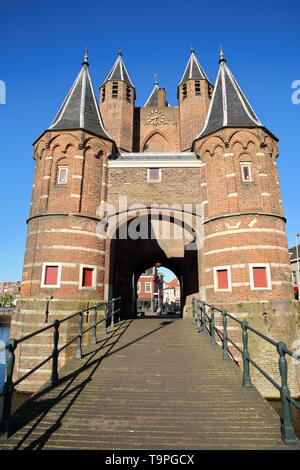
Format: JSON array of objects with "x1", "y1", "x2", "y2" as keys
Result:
[
  {"x1": 0, "y1": 296, "x2": 122, "y2": 435},
  {"x1": 191, "y1": 297, "x2": 300, "y2": 446}
]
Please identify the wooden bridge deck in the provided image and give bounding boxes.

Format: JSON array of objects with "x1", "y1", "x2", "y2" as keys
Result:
[{"x1": 0, "y1": 318, "x2": 297, "y2": 450}]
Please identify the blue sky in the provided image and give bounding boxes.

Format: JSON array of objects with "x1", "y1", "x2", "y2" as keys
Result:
[{"x1": 0, "y1": 0, "x2": 299, "y2": 281}]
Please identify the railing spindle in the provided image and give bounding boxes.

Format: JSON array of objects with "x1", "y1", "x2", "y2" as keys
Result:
[
  {"x1": 92, "y1": 306, "x2": 97, "y2": 344},
  {"x1": 76, "y1": 310, "x2": 83, "y2": 359},
  {"x1": 51, "y1": 320, "x2": 60, "y2": 386},
  {"x1": 111, "y1": 298, "x2": 115, "y2": 327},
  {"x1": 0, "y1": 339, "x2": 17, "y2": 435},
  {"x1": 203, "y1": 302, "x2": 208, "y2": 335},
  {"x1": 192, "y1": 297, "x2": 195, "y2": 324},
  {"x1": 210, "y1": 306, "x2": 216, "y2": 345},
  {"x1": 222, "y1": 311, "x2": 230, "y2": 360},
  {"x1": 241, "y1": 321, "x2": 252, "y2": 388},
  {"x1": 277, "y1": 342, "x2": 298, "y2": 445},
  {"x1": 103, "y1": 303, "x2": 108, "y2": 334}
]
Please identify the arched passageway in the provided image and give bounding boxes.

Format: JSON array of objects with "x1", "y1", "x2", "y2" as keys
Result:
[{"x1": 106, "y1": 212, "x2": 200, "y2": 318}]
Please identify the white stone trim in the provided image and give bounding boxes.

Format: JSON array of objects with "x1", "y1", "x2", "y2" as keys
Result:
[
  {"x1": 40, "y1": 194, "x2": 48, "y2": 199},
  {"x1": 204, "y1": 228, "x2": 286, "y2": 240},
  {"x1": 226, "y1": 173, "x2": 236, "y2": 177},
  {"x1": 72, "y1": 175, "x2": 83, "y2": 179},
  {"x1": 249, "y1": 263, "x2": 271, "y2": 290},
  {"x1": 227, "y1": 193, "x2": 238, "y2": 197},
  {"x1": 27, "y1": 229, "x2": 100, "y2": 238},
  {"x1": 261, "y1": 192, "x2": 270, "y2": 197},
  {"x1": 205, "y1": 245, "x2": 288, "y2": 256},
  {"x1": 74, "y1": 155, "x2": 84, "y2": 159},
  {"x1": 41, "y1": 262, "x2": 62, "y2": 288},
  {"x1": 108, "y1": 160, "x2": 204, "y2": 168},
  {"x1": 213, "y1": 266, "x2": 232, "y2": 292},
  {"x1": 33, "y1": 245, "x2": 105, "y2": 254},
  {"x1": 71, "y1": 194, "x2": 81, "y2": 198}
]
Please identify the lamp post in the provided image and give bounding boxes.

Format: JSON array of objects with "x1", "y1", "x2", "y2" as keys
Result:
[{"x1": 296, "y1": 234, "x2": 300, "y2": 302}]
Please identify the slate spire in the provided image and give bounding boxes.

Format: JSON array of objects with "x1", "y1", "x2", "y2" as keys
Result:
[
  {"x1": 49, "y1": 51, "x2": 112, "y2": 140},
  {"x1": 179, "y1": 47, "x2": 210, "y2": 85},
  {"x1": 103, "y1": 49, "x2": 134, "y2": 86},
  {"x1": 196, "y1": 49, "x2": 265, "y2": 140}
]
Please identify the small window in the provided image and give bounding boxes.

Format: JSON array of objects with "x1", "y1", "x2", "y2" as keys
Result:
[
  {"x1": 213, "y1": 266, "x2": 231, "y2": 292},
  {"x1": 147, "y1": 168, "x2": 161, "y2": 182},
  {"x1": 112, "y1": 81, "x2": 118, "y2": 99},
  {"x1": 57, "y1": 166, "x2": 68, "y2": 184},
  {"x1": 182, "y1": 83, "x2": 187, "y2": 99},
  {"x1": 137, "y1": 282, "x2": 141, "y2": 293},
  {"x1": 145, "y1": 282, "x2": 152, "y2": 293},
  {"x1": 249, "y1": 264, "x2": 271, "y2": 290},
  {"x1": 241, "y1": 163, "x2": 252, "y2": 182},
  {"x1": 41, "y1": 263, "x2": 61, "y2": 288},
  {"x1": 101, "y1": 85, "x2": 105, "y2": 103},
  {"x1": 82, "y1": 268, "x2": 94, "y2": 288},
  {"x1": 208, "y1": 85, "x2": 212, "y2": 99},
  {"x1": 80, "y1": 266, "x2": 96, "y2": 288},
  {"x1": 195, "y1": 80, "x2": 201, "y2": 95},
  {"x1": 126, "y1": 85, "x2": 131, "y2": 102}
]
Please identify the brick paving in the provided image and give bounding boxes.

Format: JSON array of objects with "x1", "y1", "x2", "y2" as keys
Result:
[{"x1": 1, "y1": 318, "x2": 298, "y2": 450}]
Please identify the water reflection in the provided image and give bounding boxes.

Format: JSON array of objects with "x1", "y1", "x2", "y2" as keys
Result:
[{"x1": 0, "y1": 327, "x2": 9, "y2": 392}]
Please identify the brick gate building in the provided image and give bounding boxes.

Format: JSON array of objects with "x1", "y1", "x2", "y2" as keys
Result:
[{"x1": 11, "y1": 48, "x2": 299, "y2": 396}]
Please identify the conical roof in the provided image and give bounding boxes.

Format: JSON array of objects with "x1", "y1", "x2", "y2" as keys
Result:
[
  {"x1": 103, "y1": 50, "x2": 134, "y2": 86},
  {"x1": 179, "y1": 48, "x2": 210, "y2": 85},
  {"x1": 196, "y1": 51, "x2": 268, "y2": 140},
  {"x1": 49, "y1": 52, "x2": 112, "y2": 140}
]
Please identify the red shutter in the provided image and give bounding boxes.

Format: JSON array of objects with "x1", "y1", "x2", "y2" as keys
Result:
[
  {"x1": 217, "y1": 270, "x2": 228, "y2": 289},
  {"x1": 253, "y1": 267, "x2": 268, "y2": 288},
  {"x1": 44, "y1": 266, "x2": 58, "y2": 286},
  {"x1": 82, "y1": 268, "x2": 94, "y2": 287}
]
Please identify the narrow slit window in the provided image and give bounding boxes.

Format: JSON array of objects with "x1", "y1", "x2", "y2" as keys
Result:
[
  {"x1": 182, "y1": 84, "x2": 187, "y2": 99},
  {"x1": 101, "y1": 85, "x2": 106, "y2": 103},
  {"x1": 195, "y1": 80, "x2": 201, "y2": 95},
  {"x1": 126, "y1": 85, "x2": 131, "y2": 102},
  {"x1": 57, "y1": 166, "x2": 68, "y2": 184},
  {"x1": 112, "y1": 82, "x2": 118, "y2": 99},
  {"x1": 241, "y1": 164, "x2": 252, "y2": 182}
]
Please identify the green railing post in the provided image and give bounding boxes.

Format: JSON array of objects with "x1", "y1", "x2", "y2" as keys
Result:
[
  {"x1": 103, "y1": 303, "x2": 108, "y2": 334},
  {"x1": 241, "y1": 321, "x2": 252, "y2": 388},
  {"x1": 192, "y1": 297, "x2": 195, "y2": 324},
  {"x1": 277, "y1": 342, "x2": 298, "y2": 445},
  {"x1": 0, "y1": 338, "x2": 17, "y2": 435},
  {"x1": 111, "y1": 298, "x2": 115, "y2": 327},
  {"x1": 210, "y1": 307, "x2": 216, "y2": 345},
  {"x1": 92, "y1": 306, "x2": 97, "y2": 344},
  {"x1": 76, "y1": 311, "x2": 83, "y2": 359},
  {"x1": 203, "y1": 302, "x2": 209, "y2": 335},
  {"x1": 118, "y1": 298, "x2": 121, "y2": 323},
  {"x1": 196, "y1": 301, "x2": 201, "y2": 330},
  {"x1": 222, "y1": 310, "x2": 230, "y2": 360},
  {"x1": 50, "y1": 320, "x2": 60, "y2": 386}
]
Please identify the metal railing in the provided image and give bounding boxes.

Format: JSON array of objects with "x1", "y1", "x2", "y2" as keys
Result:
[
  {"x1": 0, "y1": 296, "x2": 121, "y2": 435},
  {"x1": 192, "y1": 298, "x2": 300, "y2": 446}
]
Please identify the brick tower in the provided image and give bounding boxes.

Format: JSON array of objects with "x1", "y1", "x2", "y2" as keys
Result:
[
  {"x1": 178, "y1": 48, "x2": 213, "y2": 151},
  {"x1": 99, "y1": 50, "x2": 135, "y2": 152},
  {"x1": 11, "y1": 51, "x2": 116, "y2": 390}
]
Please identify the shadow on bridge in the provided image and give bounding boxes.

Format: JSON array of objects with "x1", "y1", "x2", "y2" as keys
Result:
[{"x1": 6, "y1": 319, "x2": 174, "y2": 450}]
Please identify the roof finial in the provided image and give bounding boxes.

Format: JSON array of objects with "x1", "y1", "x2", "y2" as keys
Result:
[
  {"x1": 82, "y1": 48, "x2": 89, "y2": 67},
  {"x1": 118, "y1": 48, "x2": 122, "y2": 56},
  {"x1": 190, "y1": 45, "x2": 195, "y2": 54},
  {"x1": 154, "y1": 73, "x2": 158, "y2": 86},
  {"x1": 219, "y1": 45, "x2": 226, "y2": 64}
]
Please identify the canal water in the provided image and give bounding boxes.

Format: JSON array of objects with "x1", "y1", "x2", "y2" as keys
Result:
[{"x1": 0, "y1": 326, "x2": 9, "y2": 393}]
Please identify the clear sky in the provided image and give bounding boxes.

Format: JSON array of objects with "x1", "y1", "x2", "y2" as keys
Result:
[{"x1": 0, "y1": 0, "x2": 299, "y2": 281}]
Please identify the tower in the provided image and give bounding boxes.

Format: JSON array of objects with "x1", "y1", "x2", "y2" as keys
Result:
[
  {"x1": 99, "y1": 50, "x2": 135, "y2": 152},
  {"x1": 193, "y1": 49, "x2": 297, "y2": 394},
  {"x1": 13, "y1": 52, "x2": 116, "y2": 390},
  {"x1": 178, "y1": 48, "x2": 213, "y2": 151}
]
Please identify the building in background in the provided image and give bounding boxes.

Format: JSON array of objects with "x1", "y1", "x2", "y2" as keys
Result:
[
  {"x1": 163, "y1": 278, "x2": 180, "y2": 306},
  {"x1": 0, "y1": 281, "x2": 21, "y2": 305},
  {"x1": 137, "y1": 267, "x2": 164, "y2": 311},
  {"x1": 289, "y1": 245, "x2": 300, "y2": 299}
]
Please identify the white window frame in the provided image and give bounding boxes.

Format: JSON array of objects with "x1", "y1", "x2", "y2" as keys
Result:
[
  {"x1": 137, "y1": 282, "x2": 141, "y2": 293},
  {"x1": 147, "y1": 168, "x2": 161, "y2": 183},
  {"x1": 79, "y1": 265, "x2": 97, "y2": 289},
  {"x1": 213, "y1": 266, "x2": 232, "y2": 292},
  {"x1": 57, "y1": 166, "x2": 69, "y2": 184},
  {"x1": 249, "y1": 263, "x2": 271, "y2": 290},
  {"x1": 41, "y1": 262, "x2": 62, "y2": 288},
  {"x1": 240, "y1": 162, "x2": 252, "y2": 182},
  {"x1": 145, "y1": 282, "x2": 152, "y2": 293}
]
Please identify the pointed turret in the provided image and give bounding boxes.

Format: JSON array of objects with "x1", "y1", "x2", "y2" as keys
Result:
[
  {"x1": 103, "y1": 49, "x2": 134, "y2": 87},
  {"x1": 179, "y1": 47, "x2": 210, "y2": 85},
  {"x1": 178, "y1": 48, "x2": 213, "y2": 151},
  {"x1": 99, "y1": 50, "x2": 135, "y2": 152},
  {"x1": 49, "y1": 50, "x2": 112, "y2": 141},
  {"x1": 196, "y1": 49, "x2": 273, "y2": 140}
]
